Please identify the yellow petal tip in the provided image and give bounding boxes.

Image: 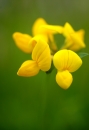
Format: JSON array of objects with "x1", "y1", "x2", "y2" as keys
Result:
[{"x1": 56, "y1": 71, "x2": 73, "y2": 89}]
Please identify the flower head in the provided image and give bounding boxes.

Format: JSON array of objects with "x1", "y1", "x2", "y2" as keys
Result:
[
  {"x1": 17, "y1": 39, "x2": 51, "y2": 77},
  {"x1": 13, "y1": 18, "x2": 86, "y2": 90},
  {"x1": 53, "y1": 49, "x2": 82, "y2": 89},
  {"x1": 61, "y1": 22, "x2": 86, "y2": 51}
]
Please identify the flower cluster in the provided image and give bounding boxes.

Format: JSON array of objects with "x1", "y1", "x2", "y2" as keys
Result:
[{"x1": 13, "y1": 18, "x2": 86, "y2": 89}]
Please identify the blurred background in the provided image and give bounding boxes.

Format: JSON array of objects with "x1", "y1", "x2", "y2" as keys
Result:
[{"x1": 0, "y1": 0, "x2": 89, "y2": 130}]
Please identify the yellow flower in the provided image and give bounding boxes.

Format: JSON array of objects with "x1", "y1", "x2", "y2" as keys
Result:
[
  {"x1": 53, "y1": 49, "x2": 82, "y2": 89},
  {"x1": 17, "y1": 39, "x2": 51, "y2": 77},
  {"x1": 13, "y1": 32, "x2": 32, "y2": 53},
  {"x1": 61, "y1": 22, "x2": 86, "y2": 51}
]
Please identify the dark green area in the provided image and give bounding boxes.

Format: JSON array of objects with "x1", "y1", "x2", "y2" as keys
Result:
[{"x1": 0, "y1": 0, "x2": 89, "y2": 130}]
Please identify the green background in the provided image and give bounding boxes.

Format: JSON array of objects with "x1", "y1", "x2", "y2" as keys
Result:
[{"x1": 0, "y1": 0, "x2": 89, "y2": 130}]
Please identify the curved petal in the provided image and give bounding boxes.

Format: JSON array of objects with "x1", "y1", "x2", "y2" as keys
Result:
[
  {"x1": 56, "y1": 70, "x2": 73, "y2": 89},
  {"x1": 38, "y1": 47, "x2": 51, "y2": 71},
  {"x1": 70, "y1": 33, "x2": 86, "y2": 49},
  {"x1": 39, "y1": 25, "x2": 63, "y2": 34},
  {"x1": 13, "y1": 32, "x2": 32, "y2": 53},
  {"x1": 32, "y1": 39, "x2": 51, "y2": 71},
  {"x1": 53, "y1": 49, "x2": 69, "y2": 71},
  {"x1": 63, "y1": 22, "x2": 74, "y2": 37},
  {"x1": 53, "y1": 49, "x2": 82, "y2": 72},
  {"x1": 76, "y1": 29, "x2": 85, "y2": 40},
  {"x1": 32, "y1": 18, "x2": 47, "y2": 36},
  {"x1": 29, "y1": 34, "x2": 48, "y2": 51},
  {"x1": 67, "y1": 50, "x2": 82, "y2": 72},
  {"x1": 17, "y1": 60, "x2": 39, "y2": 77}
]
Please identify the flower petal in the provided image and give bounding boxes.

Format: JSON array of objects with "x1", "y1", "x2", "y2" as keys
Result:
[
  {"x1": 13, "y1": 32, "x2": 32, "y2": 53},
  {"x1": 76, "y1": 29, "x2": 85, "y2": 40},
  {"x1": 17, "y1": 60, "x2": 39, "y2": 77},
  {"x1": 62, "y1": 23, "x2": 86, "y2": 51},
  {"x1": 39, "y1": 25, "x2": 63, "y2": 34},
  {"x1": 67, "y1": 50, "x2": 82, "y2": 72},
  {"x1": 63, "y1": 22, "x2": 75, "y2": 37},
  {"x1": 32, "y1": 18, "x2": 47, "y2": 36},
  {"x1": 32, "y1": 39, "x2": 51, "y2": 71},
  {"x1": 53, "y1": 49, "x2": 69, "y2": 71},
  {"x1": 53, "y1": 49, "x2": 82, "y2": 72},
  {"x1": 69, "y1": 33, "x2": 86, "y2": 50},
  {"x1": 56, "y1": 70, "x2": 73, "y2": 89},
  {"x1": 29, "y1": 34, "x2": 48, "y2": 50}
]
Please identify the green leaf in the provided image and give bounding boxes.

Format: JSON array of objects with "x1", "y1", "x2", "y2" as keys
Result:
[{"x1": 78, "y1": 52, "x2": 89, "y2": 58}]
